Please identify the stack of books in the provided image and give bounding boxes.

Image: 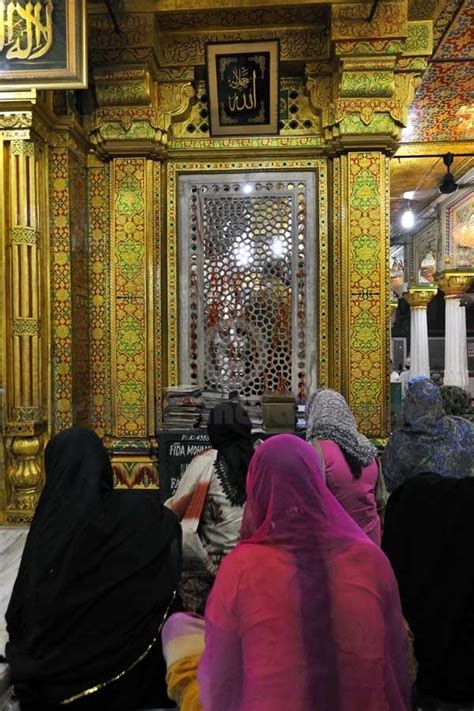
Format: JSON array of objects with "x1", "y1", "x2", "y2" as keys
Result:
[{"x1": 162, "y1": 386, "x2": 202, "y2": 430}]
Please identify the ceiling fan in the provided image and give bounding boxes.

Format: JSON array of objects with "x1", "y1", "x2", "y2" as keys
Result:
[
  {"x1": 438, "y1": 153, "x2": 458, "y2": 194},
  {"x1": 395, "y1": 153, "x2": 474, "y2": 202}
]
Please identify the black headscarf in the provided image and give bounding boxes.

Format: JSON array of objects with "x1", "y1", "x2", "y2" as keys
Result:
[
  {"x1": 207, "y1": 402, "x2": 253, "y2": 506},
  {"x1": 6, "y1": 428, "x2": 182, "y2": 706},
  {"x1": 382, "y1": 473, "x2": 474, "y2": 704}
]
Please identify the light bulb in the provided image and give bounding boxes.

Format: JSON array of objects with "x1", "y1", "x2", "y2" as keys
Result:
[
  {"x1": 243, "y1": 184, "x2": 253, "y2": 194},
  {"x1": 401, "y1": 206, "x2": 415, "y2": 230}
]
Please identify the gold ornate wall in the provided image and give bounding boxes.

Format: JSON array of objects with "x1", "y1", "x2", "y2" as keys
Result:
[{"x1": 0, "y1": 0, "x2": 433, "y2": 521}]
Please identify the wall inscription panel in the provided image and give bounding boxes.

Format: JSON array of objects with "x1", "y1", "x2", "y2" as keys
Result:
[{"x1": 0, "y1": 0, "x2": 87, "y2": 89}]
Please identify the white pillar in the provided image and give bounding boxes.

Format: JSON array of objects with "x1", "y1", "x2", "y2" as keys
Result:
[
  {"x1": 444, "y1": 298, "x2": 469, "y2": 389},
  {"x1": 437, "y1": 270, "x2": 474, "y2": 391},
  {"x1": 410, "y1": 306, "x2": 431, "y2": 378},
  {"x1": 403, "y1": 285, "x2": 438, "y2": 380}
]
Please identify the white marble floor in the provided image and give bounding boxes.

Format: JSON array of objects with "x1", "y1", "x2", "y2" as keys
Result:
[{"x1": 0, "y1": 529, "x2": 27, "y2": 657}]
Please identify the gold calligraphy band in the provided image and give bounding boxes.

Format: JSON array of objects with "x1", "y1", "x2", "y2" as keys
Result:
[{"x1": 60, "y1": 591, "x2": 177, "y2": 705}]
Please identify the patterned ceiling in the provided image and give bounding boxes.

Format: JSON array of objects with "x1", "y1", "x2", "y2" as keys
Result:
[
  {"x1": 433, "y1": 0, "x2": 472, "y2": 59},
  {"x1": 391, "y1": 0, "x2": 473, "y2": 239},
  {"x1": 402, "y1": 62, "x2": 473, "y2": 143},
  {"x1": 401, "y1": 0, "x2": 474, "y2": 144}
]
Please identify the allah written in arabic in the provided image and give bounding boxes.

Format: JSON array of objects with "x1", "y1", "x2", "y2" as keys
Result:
[
  {"x1": 0, "y1": 0, "x2": 53, "y2": 61},
  {"x1": 228, "y1": 66, "x2": 257, "y2": 112}
]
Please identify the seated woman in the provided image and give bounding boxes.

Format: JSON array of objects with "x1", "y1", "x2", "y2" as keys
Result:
[
  {"x1": 383, "y1": 474, "x2": 474, "y2": 710},
  {"x1": 306, "y1": 388, "x2": 383, "y2": 544},
  {"x1": 163, "y1": 435, "x2": 411, "y2": 711},
  {"x1": 6, "y1": 428, "x2": 182, "y2": 711},
  {"x1": 165, "y1": 401, "x2": 253, "y2": 612},
  {"x1": 382, "y1": 377, "x2": 474, "y2": 492}
]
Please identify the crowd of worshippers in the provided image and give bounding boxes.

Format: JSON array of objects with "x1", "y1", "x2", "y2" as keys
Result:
[{"x1": 4, "y1": 377, "x2": 474, "y2": 710}]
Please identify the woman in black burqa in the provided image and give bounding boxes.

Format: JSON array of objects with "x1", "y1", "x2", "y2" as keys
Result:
[
  {"x1": 382, "y1": 473, "x2": 474, "y2": 710},
  {"x1": 6, "y1": 428, "x2": 182, "y2": 710}
]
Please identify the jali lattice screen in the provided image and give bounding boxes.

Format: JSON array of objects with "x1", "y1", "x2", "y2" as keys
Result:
[{"x1": 178, "y1": 172, "x2": 317, "y2": 402}]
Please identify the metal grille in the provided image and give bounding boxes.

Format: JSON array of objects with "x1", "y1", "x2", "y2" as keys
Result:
[{"x1": 180, "y1": 174, "x2": 316, "y2": 402}]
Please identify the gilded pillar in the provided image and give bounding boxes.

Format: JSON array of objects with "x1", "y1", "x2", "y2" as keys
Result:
[
  {"x1": 107, "y1": 156, "x2": 159, "y2": 447},
  {"x1": 436, "y1": 270, "x2": 474, "y2": 390},
  {"x1": 87, "y1": 12, "x2": 194, "y2": 487},
  {"x1": 0, "y1": 99, "x2": 51, "y2": 523},
  {"x1": 88, "y1": 155, "x2": 111, "y2": 439},
  {"x1": 307, "y1": 0, "x2": 432, "y2": 436},
  {"x1": 333, "y1": 151, "x2": 392, "y2": 434},
  {"x1": 403, "y1": 284, "x2": 438, "y2": 379},
  {"x1": 49, "y1": 112, "x2": 90, "y2": 431},
  {"x1": 92, "y1": 133, "x2": 163, "y2": 486}
]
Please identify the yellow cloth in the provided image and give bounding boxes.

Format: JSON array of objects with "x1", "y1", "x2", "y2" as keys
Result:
[{"x1": 166, "y1": 653, "x2": 203, "y2": 711}]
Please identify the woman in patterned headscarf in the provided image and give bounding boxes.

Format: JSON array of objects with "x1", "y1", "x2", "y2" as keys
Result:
[
  {"x1": 306, "y1": 388, "x2": 382, "y2": 544},
  {"x1": 382, "y1": 377, "x2": 474, "y2": 493}
]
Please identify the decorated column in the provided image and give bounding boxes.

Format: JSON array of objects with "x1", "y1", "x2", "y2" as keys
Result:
[
  {"x1": 0, "y1": 98, "x2": 52, "y2": 523},
  {"x1": 307, "y1": 1, "x2": 432, "y2": 436},
  {"x1": 49, "y1": 110, "x2": 90, "y2": 431},
  {"x1": 87, "y1": 12, "x2": 194, "y2": 487},
  {"x1": 436, "y1": 270, "x2": 474, "y2": 390},
  {"x1": 0, "y1": 0, "x2": 87, "y2": 522},
  {"x1": 404, "y1": 285, "x2": 438, "y2": 378}
]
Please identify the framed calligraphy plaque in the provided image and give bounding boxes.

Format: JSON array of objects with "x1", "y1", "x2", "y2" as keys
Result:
[
  {"x1": 0, "y1": 0, "x2": 87, "y2": 90},
  {"x1": 206, "y1": 40, "x2": 279, "y2": 137}
]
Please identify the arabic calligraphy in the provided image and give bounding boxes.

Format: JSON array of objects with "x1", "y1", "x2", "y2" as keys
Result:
[
  {"x1": 228, "y1": 66, "x2": 250, "y2": 90},
  {"x1": 228, "y1": 66, "x2": 258, "y2": 113},
  {"x1": 0, "y1": 0, "x2": 53, "y2": 61}
]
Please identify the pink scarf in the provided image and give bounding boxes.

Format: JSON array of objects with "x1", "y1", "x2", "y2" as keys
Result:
[{"x1": 198, "y1": 434, "x2": 410, "y2": 711}]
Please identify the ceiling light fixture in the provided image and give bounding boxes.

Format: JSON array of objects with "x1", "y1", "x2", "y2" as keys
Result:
[{"x1": 401, "y1": 203, "x2": 415, "y2": 230}]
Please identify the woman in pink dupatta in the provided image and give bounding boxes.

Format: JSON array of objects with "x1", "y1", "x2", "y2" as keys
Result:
[{"x1": 197, "y1": 434, "x2": 411, "y2": 711}]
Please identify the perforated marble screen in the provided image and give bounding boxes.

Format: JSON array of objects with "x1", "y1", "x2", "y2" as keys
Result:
[{"x1": 178, "y1": 172, "x2": 317, "y2": 404}]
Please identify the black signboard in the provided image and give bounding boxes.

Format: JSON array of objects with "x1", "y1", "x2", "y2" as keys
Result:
[
  {"x1": 158, "y1": 430, "x2": 212, "y2": 502},
  {"x1": 158, "y1": 429, "x2": 305, "y2": 502}
]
